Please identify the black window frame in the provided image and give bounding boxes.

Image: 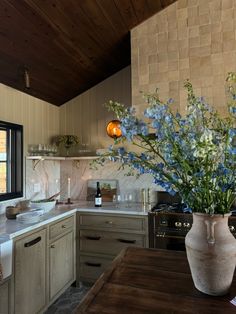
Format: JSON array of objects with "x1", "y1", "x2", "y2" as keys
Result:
[{"x1": 0, "y1": 120, "x2": 23, "y2": 201}]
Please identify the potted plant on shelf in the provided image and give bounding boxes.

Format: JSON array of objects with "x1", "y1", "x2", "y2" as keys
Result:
[
  {"x1": 55, "y1": 135, "x2": 79, "y2": 156},
  {"x1": 100, "y1": 73, "x2": 236, "y2": 296}
]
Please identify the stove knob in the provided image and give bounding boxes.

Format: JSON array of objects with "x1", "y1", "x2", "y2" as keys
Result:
[
  {"x1": 229, "y1": 225, "x2": 235, "y2": 232},
  {"x1": 175, "y1": 222, "x2": 182, "y2": 228},
  {"x1": 183, "y1": 222, "x2": 190, "y2": 228},
  {"x1": 160, "y1": 220, "x2": 167, "y2": 226}
]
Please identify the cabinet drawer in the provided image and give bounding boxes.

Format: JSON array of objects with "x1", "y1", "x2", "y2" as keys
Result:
[
  {"x1": 49, "y1": 216, "x2": 74, "y2": 240},
  {"x1": 80, "y1": 230, "x2": 145, "y2": 256},
  {"x1": 79, "y1": 255, "x2": 112, "y2": 282},
  {"x1": 79, "y1": 214, "x2": 144, "y2": 231}
]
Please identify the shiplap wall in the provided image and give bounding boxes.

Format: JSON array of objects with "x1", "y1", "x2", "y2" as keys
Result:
[
  {"x1": 0, "y1": 83, "x2": 60, "y2": 153},
  {"x1": 0, "y1": 83, "x2": 60, "y2": 210},
  {"x1": 60, "y1": 66, "x2": 131, "y2": 151}
]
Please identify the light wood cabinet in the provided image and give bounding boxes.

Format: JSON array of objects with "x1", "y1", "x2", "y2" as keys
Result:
[
  {"x1": 49, "y1": 230, "x2": 75, "y2": 300},
  {"x1": 79, "y1": 214, "x2": 144, "y2": 231},
  {"x1": 14, "y1": 229, "x2": 47, "y2": 314},
  {"x1": 49, "y1": 216, "x2": 74, "y2": 240},
  {"x1": 80, "y1": 230, "x2": 145, "y2": 255},
  {"x1": 79, "y1": 255, "x2": 113, "y2": 282},
  {"x1": 0, "y1": 280, "x2": 10, "y2": 314},
  {"x1": 13, "y1": 214, "x2": 76, "y2": 313},
  {"x1": 77, "y1": 212, "x2": 148, "y2": 283}
]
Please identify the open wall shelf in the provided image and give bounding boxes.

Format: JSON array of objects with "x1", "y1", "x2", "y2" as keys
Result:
[
  {"x1": 26, "y1": 155, "x2": 99, "y2": 170},
  {"x1": 26, "y1": 156, "x2": 99, "y2": 160}
]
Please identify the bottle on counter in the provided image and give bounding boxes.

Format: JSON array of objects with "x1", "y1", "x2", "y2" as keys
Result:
[
  {"x1": 95, "y1": 181, "x2": 102, "y2": 207},
  {"x1": 147, "y1": 188, "x2": 152, "y2": 211},
  {"x1": 141, "y1": 188, "x2": 146, "y2": 210},
  {"x1": 141, "y1": 188, "x2": 152, "y2": 211}
]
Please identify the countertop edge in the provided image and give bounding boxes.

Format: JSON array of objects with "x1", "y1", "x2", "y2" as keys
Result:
[{"x1": 0, "y1": 205, "x2": 148, "y2": 241}]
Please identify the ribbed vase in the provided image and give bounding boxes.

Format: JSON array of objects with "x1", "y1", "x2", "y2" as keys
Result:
[{"x1": 185, "y1": 212, "x2": 236, "y2": 296}]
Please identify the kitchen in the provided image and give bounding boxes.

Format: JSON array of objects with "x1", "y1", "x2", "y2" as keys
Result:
[{"x1": 1, "y1": 0, "x2": 236, "y2": 313}]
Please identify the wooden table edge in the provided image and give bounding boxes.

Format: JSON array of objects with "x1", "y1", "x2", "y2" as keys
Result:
[{"x1": 75, "y1": 247, "x2": 128, "y2": 313}]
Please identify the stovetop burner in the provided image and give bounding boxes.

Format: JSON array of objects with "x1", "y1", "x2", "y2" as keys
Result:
[{"x1": 151, "y1": 202, "x2": 188, "y2": 213}]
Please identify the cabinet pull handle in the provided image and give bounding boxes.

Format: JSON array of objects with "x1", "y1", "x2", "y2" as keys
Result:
[
  {"x1": 51, "y1": 244, "x2": 55, "y2": 248},
  {"x1": 62, "y1": 225, "x2": 66, "y2": 228},
  {"x1": 24, "y1": 236, "x2": 41, "y2": 247},
  {"x1": 85, "y1": 236, "x2": 101, "y2": 240},
  {"x1": 105, "y1": 221, "x2": 113, "y2": 224},
  {"x1": 117, "y1": 238, "x2": 136, "y2": 244},
  {"x1": 85, "y1": 262, "x2": 101, "y2": 267}
]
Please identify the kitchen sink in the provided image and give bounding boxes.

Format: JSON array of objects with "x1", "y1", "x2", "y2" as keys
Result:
[{"x1": 0, "y1": 236, "x2": 13, "y2": 279}]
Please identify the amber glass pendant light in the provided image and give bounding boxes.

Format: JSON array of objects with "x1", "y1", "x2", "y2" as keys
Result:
[{"x1": 106, "y1": 120, "x2": 122, "y2": 139}]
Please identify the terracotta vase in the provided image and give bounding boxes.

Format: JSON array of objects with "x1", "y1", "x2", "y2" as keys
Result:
[{"x1": 185, "y1": 212, "x2": 236, "y2": 296}]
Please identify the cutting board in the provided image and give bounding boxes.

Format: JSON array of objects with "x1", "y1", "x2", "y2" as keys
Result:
[{"x1": 87, "y1": 179, "x2": 118, "y2": 202}]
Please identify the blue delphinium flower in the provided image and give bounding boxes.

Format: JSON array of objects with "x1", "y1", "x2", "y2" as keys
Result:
[
  {"x1": 103, "y1": 75, "x2": 236, "y2": 215},
  {"x1": 230, "y1": 106, "x2": 236, "y2": 114}
]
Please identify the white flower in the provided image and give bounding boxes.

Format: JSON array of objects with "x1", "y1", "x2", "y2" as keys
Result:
[{"x1": 200, "y1": 129, "x2": 213, "y2": 144}]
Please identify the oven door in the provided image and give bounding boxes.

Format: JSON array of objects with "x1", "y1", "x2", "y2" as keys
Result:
[{"x1": 155, "y1": 232, "x2": 186, "y2": 251}]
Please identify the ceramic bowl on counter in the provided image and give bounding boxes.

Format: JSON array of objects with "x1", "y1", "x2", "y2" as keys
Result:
[
  {"x1": 5, "y1": 206, "x2": 21, "y2": 219},
  {"x1": 30, "y1": 200, "x2": 56, "y2": 213}
]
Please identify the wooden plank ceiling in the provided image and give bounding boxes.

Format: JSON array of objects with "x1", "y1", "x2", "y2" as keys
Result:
[{"x1": 0, "y1": 0, "x2": 176, "y2": 106}]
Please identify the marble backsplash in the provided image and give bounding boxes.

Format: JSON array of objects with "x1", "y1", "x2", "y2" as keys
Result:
[
  {"x1": 25, "y1": 159, "x2": 61, "y2": 201},
  {"x1": 60, "y1": 159, "x2": 159, "y2": 204},
  {"x1": 0, "y1": 158, "x2": 160, "y2": 214}
]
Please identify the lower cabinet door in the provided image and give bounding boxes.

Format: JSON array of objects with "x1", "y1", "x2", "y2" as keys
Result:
[
  {"x1": 49, "y1": 231, "x2": 74, "y2": 300},
  {"x1": 15, "y1": 229, "x2": 47, "y2": 314},
  {"x1": 0, "y1": 281, "x2": 9, "y2": 314}
]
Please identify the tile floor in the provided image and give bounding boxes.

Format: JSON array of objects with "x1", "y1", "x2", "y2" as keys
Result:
[{"x1": 45, "y1": 283, "x2": 91, "y2": 314}]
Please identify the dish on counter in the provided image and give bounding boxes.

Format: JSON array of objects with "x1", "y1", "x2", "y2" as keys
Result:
[
  {"x1": 30, "y1": 199, "x2": 56, "y2": 213},
  {"x1": 16, "y1": 211, "x2": 43, "y2": 224}
]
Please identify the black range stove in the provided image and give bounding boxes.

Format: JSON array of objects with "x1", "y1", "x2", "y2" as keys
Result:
[
  {"x1": 149, "y1": 201, "x2": 193, "y2": 251},
  {"x1": 149, "y1": 192, "x2": 236, "y2": 251},
  {"x1": 151, "y1": 202, "x2": 189, "y2": 213}
]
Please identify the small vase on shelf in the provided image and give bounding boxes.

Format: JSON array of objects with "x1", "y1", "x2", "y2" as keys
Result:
[{"x1": 55, "y1": 135, "x2": 79, "y2": 157}]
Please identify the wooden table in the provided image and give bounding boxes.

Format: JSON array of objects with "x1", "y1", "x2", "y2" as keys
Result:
[{"x1": 76, "y1": 247, "x2": 236, "y2": 314}]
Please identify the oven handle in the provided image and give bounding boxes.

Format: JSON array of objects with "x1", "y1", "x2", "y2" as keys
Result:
[{"x1": 156, "y1": 234, "x2": 186, "y2": 240}]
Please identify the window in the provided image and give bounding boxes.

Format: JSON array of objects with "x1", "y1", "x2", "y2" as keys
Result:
[{"x1": 0, "y1": 121, "x2": 23, "y2": 201}]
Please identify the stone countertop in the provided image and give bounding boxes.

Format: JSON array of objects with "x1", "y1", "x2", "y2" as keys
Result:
[{"x1": 0, "y1": 201, "x2": 148, "y2": 240}]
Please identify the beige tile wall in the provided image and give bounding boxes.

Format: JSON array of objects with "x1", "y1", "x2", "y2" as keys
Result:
[{"x1": 131, "y1": 0, "x2": 236, "y2": 116}]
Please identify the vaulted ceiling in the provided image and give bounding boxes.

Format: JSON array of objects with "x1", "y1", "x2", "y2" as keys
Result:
[{"x1": 0, "y1": 0, "x2": 176, "y2": 106}]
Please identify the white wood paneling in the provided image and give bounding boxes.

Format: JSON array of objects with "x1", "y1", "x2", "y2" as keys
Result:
[
  {"x1": 59, "y1": 66, "x2": 131, "y2": 151},
  {"x1": 0, "y1": 84, "x2": 60, "y2": 153}
]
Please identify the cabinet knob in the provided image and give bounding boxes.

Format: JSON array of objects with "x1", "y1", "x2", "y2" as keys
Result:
[
  {"x1": 51, "y1": 244, "x2": 55, "y2": 248},
  {"x1": 105, "y1": 221, "x2": 113, "y2": 225},
  {"x1": 62, "y1": 225, "x2": 66, "y2": 228}
]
